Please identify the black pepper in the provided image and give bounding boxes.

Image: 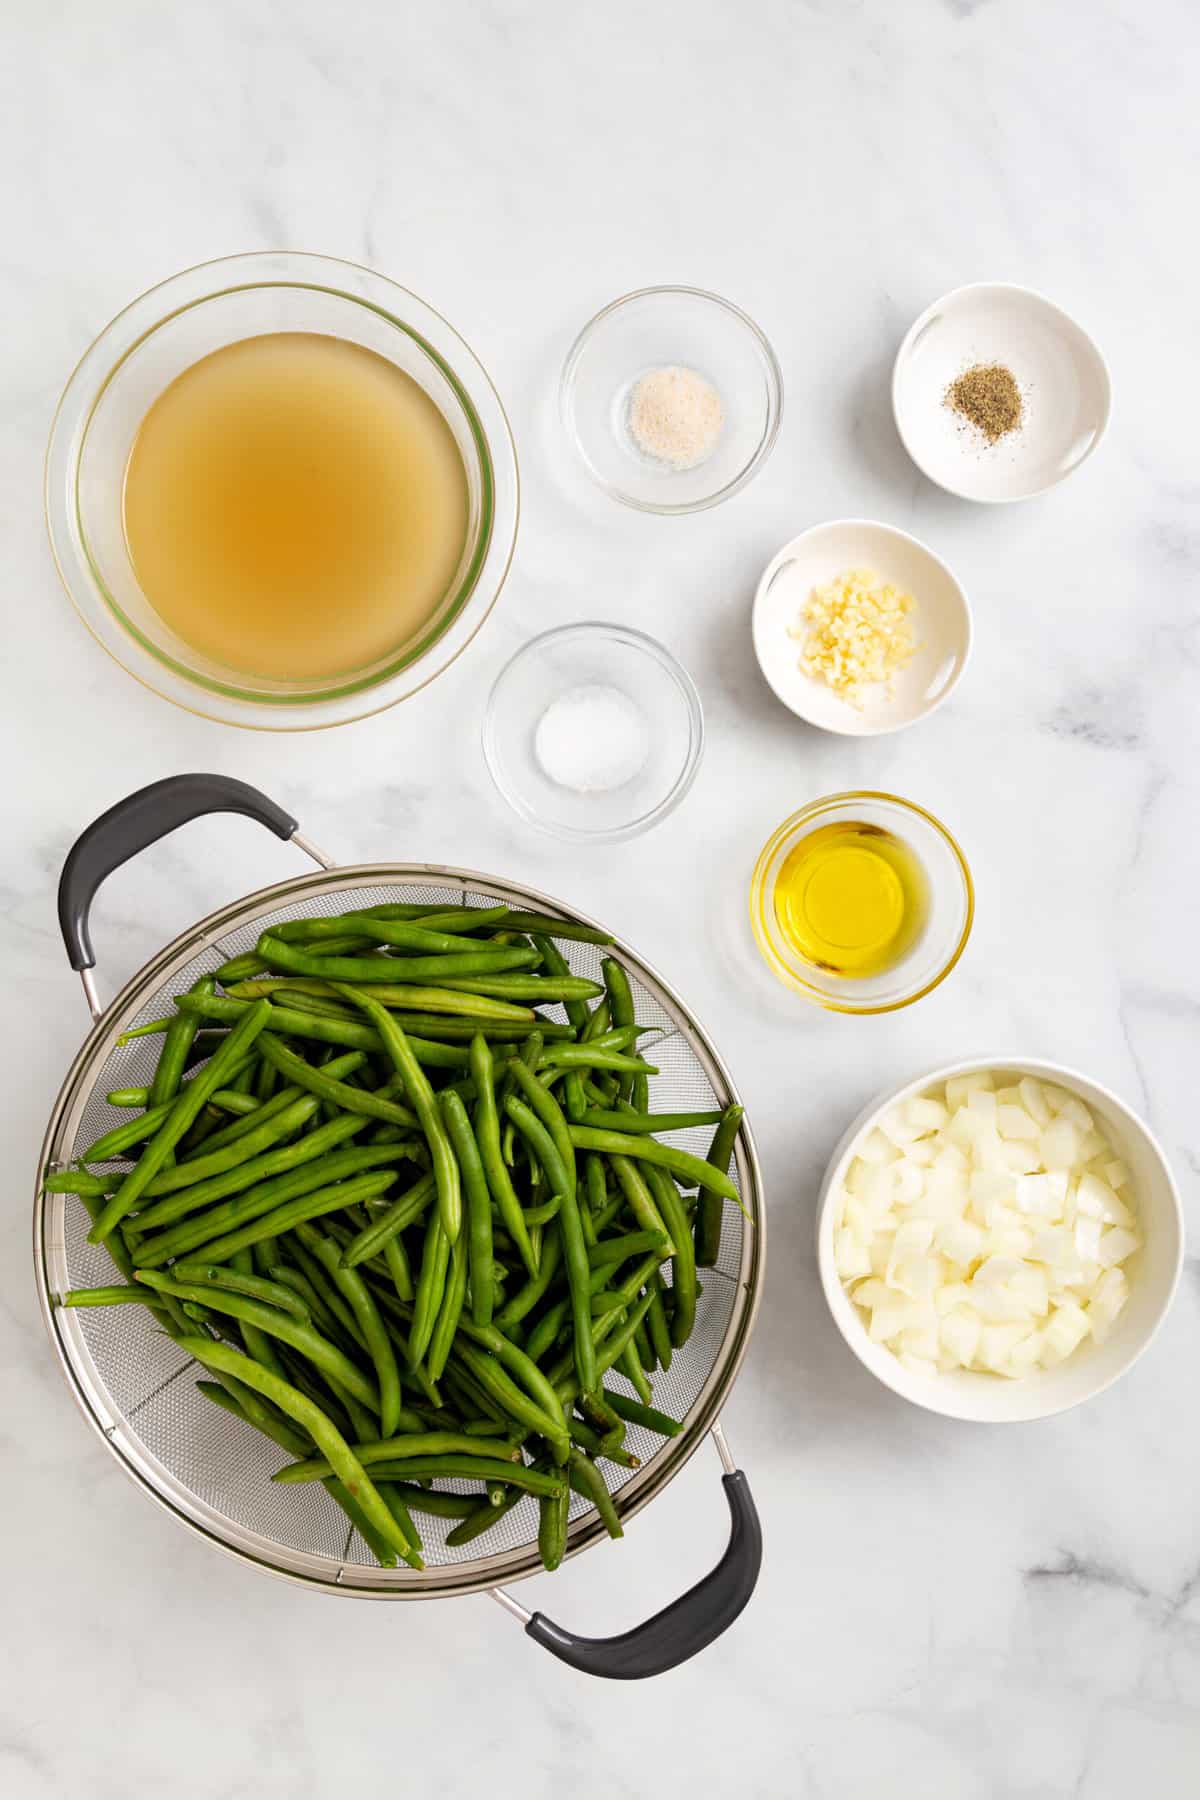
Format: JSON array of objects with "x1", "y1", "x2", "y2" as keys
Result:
[{"x1": 945, "y1": 362, "x2": 1024, "y2": 444}]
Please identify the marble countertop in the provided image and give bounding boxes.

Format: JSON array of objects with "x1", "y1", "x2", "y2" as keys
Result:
[{"x1": 3, "y1": 1, "x2": 1198, "y2": 1794}]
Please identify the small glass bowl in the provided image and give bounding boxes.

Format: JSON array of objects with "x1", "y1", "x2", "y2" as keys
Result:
[
  {"x1": 750, "y1": 792, "x2": 974, "y2": 1013},
  {"x1": 482, "y1": 623, "x2": 704, "y2": 842},
  {"x1": 560, "y1": 286, "x2": 783, "y2": 514},
  {"x1": 44, "y1": 252, "x2": 519, "y2": 731}
]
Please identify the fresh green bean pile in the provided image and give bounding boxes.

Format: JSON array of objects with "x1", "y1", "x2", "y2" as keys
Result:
[{"x1": 47, "y1": 902, "x2": 746, "y2": 1573}]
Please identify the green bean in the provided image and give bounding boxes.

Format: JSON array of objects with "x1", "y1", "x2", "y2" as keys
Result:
[
  {"x1": 502, "y1": 1095, "x2": 596, "y2": 1397},
  {"x1": 503, "y1": 1096, "x2": 571, "y2": 1200},
  {"x1": 609, "y1": 1155, "x2": 673, "y2": 1248},
  {"x1": 505, "y1": 1060, "x2": 576, "y2": 1199},
  {"x1": 426, "y1": 1236, "x2": 468, "y2": 1383},
  {"x1": 468, "y1": 1035, "x2": 536, "y2": 1279},
  {"x1": 539, "y1": 1046, "x2": 657, "y2": 1076},
  {"x1": 150, "y1": 974, "x2": 210, "y2": 1117},
  {"x1": 444, "y1": 1489, "x2": 523, "y2": 1545},
  {"x1": 339, "y1": 1171, "x2": 436, "y2": 1268},
  {"x1": 567, "y1": 1127, "x2": 739, "y2": 1201},
  {"x1": 620, "y1": 1338, "x2": 654, "y2": 1403},
  {"x1": 257, "y1": 933, "x2": 538, "y2": 984},
  {"x1": 105, "y1": 1086, "x2": 151, "y2": 1108},
  {"x1": 271, "y1": 910, "x2": 507, "y2": 947},
  {"x1": 409, "y1": 1215, "x2": 450, "y2": 1370},
  {"x1": 207, "y1": 1090, "x2": 263, "y2": 1118},
  {"x1": 176, "y1": 1169, "x2": 401, "y2": 1271},
  {"x1": 332, "y1": 986, "x2": 461, "y2": 1246},
  {"x1": 88, "y1": 1000, "x2": 273, "y2": 1244},
  {"x1": 588, "y1": 1229, "x2": 669, "y2": 1271},
  {"x1": 538, "y1": 1479, "x2": 570, "y2": 1571},
  {"x1": 363, "y1": 1455, "x2": 563, "y2": 1496},
  {"x1": 284, "y1": 1239, "x2": 368, "y2": 1353},
  {"x1": 170, "y1": 1261, "x2": 312, "y2": 1321},
  {"x1": 440, "y1": 1343, "x2": 558, "y2": 1452},
  {"x1": 382, "y1": 1484, "x2": 482, "y2": 1521},
  {"x1": 140, "y1": 1275, "x2": 381, "y2": 1412},
  {"x1": 143, "y1": 1094, "x2": 319, "y2": 1197},
  {"x1": 500, "y1": 913, "x2": 613, "y2": 945},
  {"x1": 381, "y1": 1233, "x2": 414, "y2": 1304},
  {"x1": 59, "y1": 1285, "x2": 169, "y2": 1312},
  {"x1": 256, "y1": 1033, "x2": 419, "y2": 1129},
  {"x1": 644, "y1": 1165, "x2": 696, "y2": 1347},
  {"x1": 180, "y1": 1064, "x2": 352, "y2": 1159},
  {"x1": 568, "y1": 1448, "x2": 623, "y2": 1539},
  {"x1": 232, "y1": 975, "x2": 537, "y2": 1024},
  {"x1": 603, "y1": 1387, "x2": 682, "y2": 1438},
  {"x1": 272, "y1": 1430, "x2": 517, "y2": 1484},
  {"x1": 80, "y1": 1099, "x2": 180, "y2": 1165},
  {"x1": 44, "y1": 1168, "x2": 115, "y2": 1196},
  {"x1": 600, "y1": 957, "x2": 638, "y2": 1106},
  {"x1": 133, "y1": 1140, "x2": 394, "y2": 1269},
  {"x1": 499, "y1": 1027, "x2": 542, "y2": 1171},
  {"x1": 172, "y1": 992, "x2": 471, "y2": 1068},
  {"x1": 133, "y1": 1110, "x2": 370, "y2": 1238},
  {"x1": 439, "y1": 1089, "x2": 494, "y2": 1329},
  {"x1": 178, "y1": 1337, "x2": 419, "y2": 1567},
  {"x1": 411, "y1": 973, "x2": 602, "y2": 1002},
  {"x1": 645, "y1": 1271, "x2": 673, "y2": 1371},
  {"x1": 581, "y1": 1108, "x2": 725, "y2": 1135},
  {"x1": 268, "y1": 1263, "x2": 348, "y2": 1344},
  {"x1": 296, "y1": 1229, "x2": 404, "y2": 1438},
  {"x1": 494, "y1": 1226, "x2": 562, "y2": 1329},
  {"x1": 694, "y1": 1104, "x2": 745, "y2": 1266},
  {"x1": 215, "y1": 948, "x2": 271, "y2": 985},
  {"x1": 523, "y1": 1297, "x2": 570, "y2": 1363},
  {"x1": 570, "y1": 1418, "x2": 638, "y2": 1466},
  {"x1": 284, "y1": 916, "x2": 509, "y2": 953}
]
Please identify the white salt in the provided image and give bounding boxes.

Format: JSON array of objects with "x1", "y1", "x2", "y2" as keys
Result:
[{"x1": 534, "y1": 684, "x2": 648, "y2": 793}]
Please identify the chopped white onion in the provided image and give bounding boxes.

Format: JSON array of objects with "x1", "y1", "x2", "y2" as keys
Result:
[{"x1": 838, "y1": 1069, "x2": 1140, "y2": 1379}]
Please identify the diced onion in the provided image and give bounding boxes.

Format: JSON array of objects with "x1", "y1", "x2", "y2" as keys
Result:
[{"x1": 837, "y1": 1069, "x2": 1140, "y2": 1379}]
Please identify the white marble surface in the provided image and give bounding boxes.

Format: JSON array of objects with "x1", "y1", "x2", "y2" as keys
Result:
[{"x1": 3, "y1": 1, "x2": 1199, "y2": 1793}]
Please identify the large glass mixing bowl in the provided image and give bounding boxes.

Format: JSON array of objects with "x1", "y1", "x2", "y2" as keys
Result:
[{"x1": 45, "y1": 252, "x2": 519, "y2": 730}]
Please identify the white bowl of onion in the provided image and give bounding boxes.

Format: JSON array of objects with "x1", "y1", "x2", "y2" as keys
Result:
[{"x1": 817, "y1": 1059, "x2": 1184, "y2": 1421}]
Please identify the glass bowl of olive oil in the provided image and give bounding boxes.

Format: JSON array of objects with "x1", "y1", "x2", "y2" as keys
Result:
[
  {"x1": 45, "y1": 253, "x2": 519, "y2": 730},
  {"x1": 750, "y1": 792, "x2": 973, "y2": 1012}
]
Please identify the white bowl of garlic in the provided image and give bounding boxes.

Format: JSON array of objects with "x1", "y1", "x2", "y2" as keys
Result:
[{"x1": 816, "y1": 1059, "x2": 1184, "y2": 1421}]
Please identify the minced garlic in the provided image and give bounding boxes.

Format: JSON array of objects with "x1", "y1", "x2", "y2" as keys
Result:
[{"x1": 789, "y1": 567, "x2": 917, "y2": 708}]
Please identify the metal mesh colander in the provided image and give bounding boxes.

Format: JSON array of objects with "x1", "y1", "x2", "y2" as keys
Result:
[{"x1": 35, "y1": 864, "x2": 763, "y2": 1599}]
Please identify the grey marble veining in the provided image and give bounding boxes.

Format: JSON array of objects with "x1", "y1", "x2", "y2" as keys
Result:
[{"x1": 2, "y1": 1, "x2": 1199, "y2": 1794}]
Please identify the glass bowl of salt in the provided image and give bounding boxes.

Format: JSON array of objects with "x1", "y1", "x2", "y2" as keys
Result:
[
  {"x1": 482, "y1": 622, "x2": 704, "y2": 841},
  {"x1": 560, "y1": 287, "x2": 783, "y2": 513}
]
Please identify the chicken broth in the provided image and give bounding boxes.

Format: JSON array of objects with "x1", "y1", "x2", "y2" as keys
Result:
[{"x1": 122, "y1": 332, "x2": 470, "y2": 684}]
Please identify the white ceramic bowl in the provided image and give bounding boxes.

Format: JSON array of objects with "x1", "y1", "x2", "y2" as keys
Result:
[
  {"x1": 816, "y1": 1058, "x2": 1184, "y2": 1422},
  {"x1": 892, "y1": 283, "x2": 1112, "y2": 504},
  {"x1": 752, "y1": 519, "x2": 971, "y2": 737}
]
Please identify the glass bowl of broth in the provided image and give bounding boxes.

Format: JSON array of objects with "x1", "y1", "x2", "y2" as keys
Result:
[
  {"x1": 750, "y1": 791, "x2": 974, "y2": 1012},
  {"x1": 45, "y1": 252, "x2": 519, "y2": 729}
]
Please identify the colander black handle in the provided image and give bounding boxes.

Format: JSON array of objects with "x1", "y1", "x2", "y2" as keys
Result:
[
  {"x1": 58, "y1": 774, "x2": 300, "y2": 973},
  {"x1": 522, "y1": 1468, "x2": 761, "y2": 1679}
]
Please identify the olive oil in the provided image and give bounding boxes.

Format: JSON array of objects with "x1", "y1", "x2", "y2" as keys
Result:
[
  {"x1": 122, "y1": 332, "x2": 469, "y2": 684},
  {"x1": 774, "y1": 821, "x2": 929, "y2": 977}
]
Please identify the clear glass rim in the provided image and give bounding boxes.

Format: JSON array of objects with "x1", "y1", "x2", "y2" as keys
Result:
[
  {"x1": 44, "y1": 251, "x2": 520, "y2": 731},
  {"x1": 481, "y1": 621, "x2": 706, "y2": 842},
  {"x1": 559, "y1": 284, "x2": 784, "y2": 515},
  {"x1": 749, "y1": 789, "x2": 975, "y2": 1013}
]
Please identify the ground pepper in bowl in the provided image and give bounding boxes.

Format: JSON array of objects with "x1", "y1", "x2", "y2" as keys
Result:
[{"x1": 945, "y1": 362, "x2": 1023, "y2": 444}]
